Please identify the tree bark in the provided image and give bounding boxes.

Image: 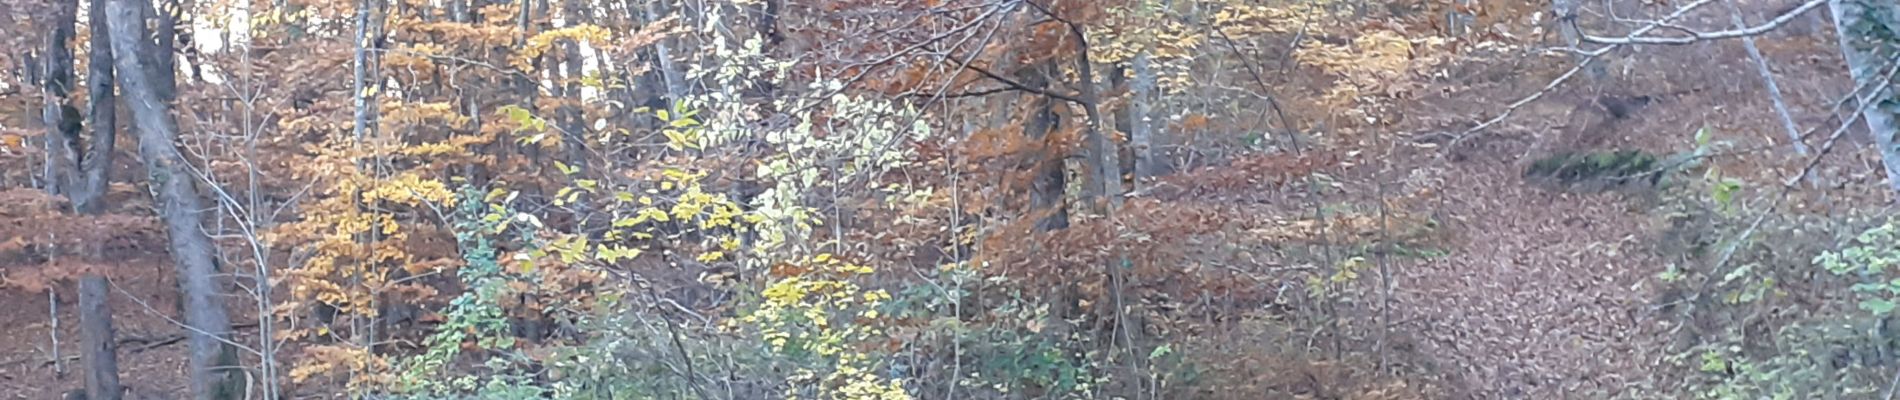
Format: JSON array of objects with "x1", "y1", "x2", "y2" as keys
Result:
[
  {"x1": 151, "y1": 0, "x2": 178, "y2": 100},
  {"x1": 645, "y1": 0, "x2": 689, "y2": 105},
  {"x1": 78, "y1": 0, "x2": 119, "y2": 214},
  {"x1": 42, "y1": 0, "x2": 81, "y2": 198},
  {"x1": 78, "y1": 276, "x2": 122, "y2": 400},
  {"x1": 78, "y1": 0, "x2": 125, "y2": 398},
  {"x1": 1070, "y1": 34, "x2": 1121, "y2": 208},
  {"x1": 1018, "y1": 63, "x2": 1069, "y2": 231},
  {"x1": 1828, "y1": 0, "x2": 1900, "y2": 193},
  {"x1": 351, "y1": 0, "x2": 383, "y2": 143},
  {"x1": 449, "y1": 0, "x2": 469, "y2": 23},
  {"x1": 1129, "y1": 49, "x2": 1160, "y2": 183},
  {"x1": 102, "y1": 0, "x2": 243, "y2": 398},
  {"x1": 558, "y1": 0, "x2": 587, "y2": 165},
  {"x1": 136, "y1": 0, "x2": 178, "y2": 100}
]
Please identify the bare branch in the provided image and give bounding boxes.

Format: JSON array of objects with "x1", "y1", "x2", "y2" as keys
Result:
[
  {"x1": 1579, "y1": 0, "x2": 1827, "y2": 45},
  {"x1": 1416, "y1": 0, "x2": 1733, "y2": 145},
  {"x1": 962, "y1": 63, "x2": 1086, "y2": 104}
]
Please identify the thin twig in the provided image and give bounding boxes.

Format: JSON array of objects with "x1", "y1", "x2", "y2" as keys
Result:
[
  {"x1": 1884, "y1": 362, "x2": 1900, "y2": 400},
  {"x1": 108, "y1": 278, "x2": 263, "y2": 356}
]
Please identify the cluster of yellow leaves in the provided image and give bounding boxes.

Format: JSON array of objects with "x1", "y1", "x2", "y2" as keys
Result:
[
  {"x1": 363, "y1": 173, "x2": 457, "y2": 206},
  {"x1": 383, "y1": 101, "x2": 472, "y2": 130},
  {"x1": 513, "y1": 24, "x2": 613, "y2": 71},
  {"x1": 594, "y1": 167, "x2": 760, "y2": 264},
  {"x1": 1212, "y1": 0, "x2": 1338, "y2": 38},
  {"x1": 287, "y1": 344, "x2": 391, "y2": 390},
  {"x1": 742, "y1": 254, "x2": 909, "y2": 400},
  {"x1": 1294, "y1": 29, "x2": 1451, "y2": 126},
  {"x1": 270, "y1": 119, "x2": 480, "y2": 384}
]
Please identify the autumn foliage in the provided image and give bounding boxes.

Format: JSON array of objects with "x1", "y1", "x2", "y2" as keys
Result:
[{"x1": 7, "y1": 0, "x2": 1896, "y2": 398}]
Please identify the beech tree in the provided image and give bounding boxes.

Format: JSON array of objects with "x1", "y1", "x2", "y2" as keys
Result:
[{"x1": 101, "y1": 0, "x2": 243, "y2": 398}]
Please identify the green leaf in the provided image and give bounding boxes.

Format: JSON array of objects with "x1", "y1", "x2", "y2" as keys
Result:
[
  {"x1": 1862, "y1": 298, "x2": 1897, "y2": 315},
  {"x1": 1148, "y1": 344, "x2": 1173, "y2": 360}
]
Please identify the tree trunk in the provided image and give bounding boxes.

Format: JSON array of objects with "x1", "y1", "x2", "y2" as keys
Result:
[
  {"x1": 102, "y1": 0, "x2": 243, "y2": 398},
  {"x1": 1129, "y1": 48, "x2": 1160, "y2": 183},
  {"x1": 511, "y1": 0, "x2": 545, "y2": 169},
  {"x1": 1725, "y1": 0, "x2": 1808, "y2": 155},
  {"x1": 1017, "y1": 63, "x2": 1069, "y2": 231},
  {"x1": 138, "y1": 0, "x2": 178, "y2": 100},
  {"x1": 644, "y1": 0, "x2": 689, "y2": 105},
  {"x1": 351, "y1": 0, "x2": 383, "y2": 143},
  {"x1": 78, "y1": 0, "x2": 125, "y2": 398},
  {"x1": 1828, "y1": 0, "x2": 1900, "y2": 193},
  {"x1": 78, "y1": 0, "x2": 119, "y2": 214},
  {"x1": 78, "y1": 276, "x2": 122, "y2": 400},
  {"x1": 42, "y1": 0, "x2": 80, "y2": 198},
  {"x1": 1069, "y1": 34, "x2": 1121, "y2": 208},
  {"x1": 449, "y1": 0, "x2": 469, "y2": 23},
  {"x1": 558, "y1": 0, "x2": 586, "y2": 165}
]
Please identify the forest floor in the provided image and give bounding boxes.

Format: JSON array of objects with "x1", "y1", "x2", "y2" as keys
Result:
[
  {"x1": 1369, "y1": 28, "x2": 1889, "y2": 398},
  {"x1": 0, "y1": 256, "x2": 200, "y2": 399}
]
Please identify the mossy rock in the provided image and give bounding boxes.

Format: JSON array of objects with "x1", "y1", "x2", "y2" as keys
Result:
[{"x1": 1523, "y1": 149, "x2": 1667, "y2": 190}]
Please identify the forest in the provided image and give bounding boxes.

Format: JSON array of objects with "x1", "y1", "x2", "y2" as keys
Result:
[{"x1": 1, "y1": 0, "x2": 1899, "y2": 398}]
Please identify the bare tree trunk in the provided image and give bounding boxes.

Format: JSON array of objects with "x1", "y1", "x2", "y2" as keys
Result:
[
  {"x1": 78, "y1": 0, "x2": 125, "y2": 398},
  {"x1": 78, "y1": 276, "x2": 121, "y2": 400},
  {"x1": 646, "y1": 0, "x2": 689, "y2": 105},
  {"x1": 449, "y1": 0, "x2": 469, "y2": 23},
  {"x1": 515, "y1": 0, "x2": 538, "y2": 145},
  {"x1": 558, "y1": 0, "x2": 587, "y2": 165},
  {"x1": 102, "y1": 0, "x2": 243, "y2": 398},
  {"x1": 141, "y1": 0, "x2": 178, "y2": 100},
  {"x1": 1071, "y1": 38, "x2": 1121, "y2": 208},
  {"x1": 351, "y1": 0, "x2": 383, "y2": 143},
  {"x1": 41, "y1": 4, "x2": 122, "y2": 399},
  {"x1": 1828, "y1": 0, "x2": 1900, "y2": 193},
  {"x1": 1129, "y1": 48, "x2": 1159, "y2": 183},
  {"x1": 78, "y1": 0, "x2": 119, "y2": 215},
  {"x1": 42, "y1": 0, "x2": 81, "y2": 198},
  {"x1": 1021, "y1": 63, "x2": 1069, "y2": 231}
]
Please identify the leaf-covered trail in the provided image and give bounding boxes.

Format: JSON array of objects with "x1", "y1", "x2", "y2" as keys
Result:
[{"x1": 1396, "y1": 158, "x2": 1671, "y2": 399}]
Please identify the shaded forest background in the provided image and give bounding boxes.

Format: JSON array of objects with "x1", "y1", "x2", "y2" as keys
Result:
[{"x1": 1, "y1": 0, "x2": 1899, "y2": 399}]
